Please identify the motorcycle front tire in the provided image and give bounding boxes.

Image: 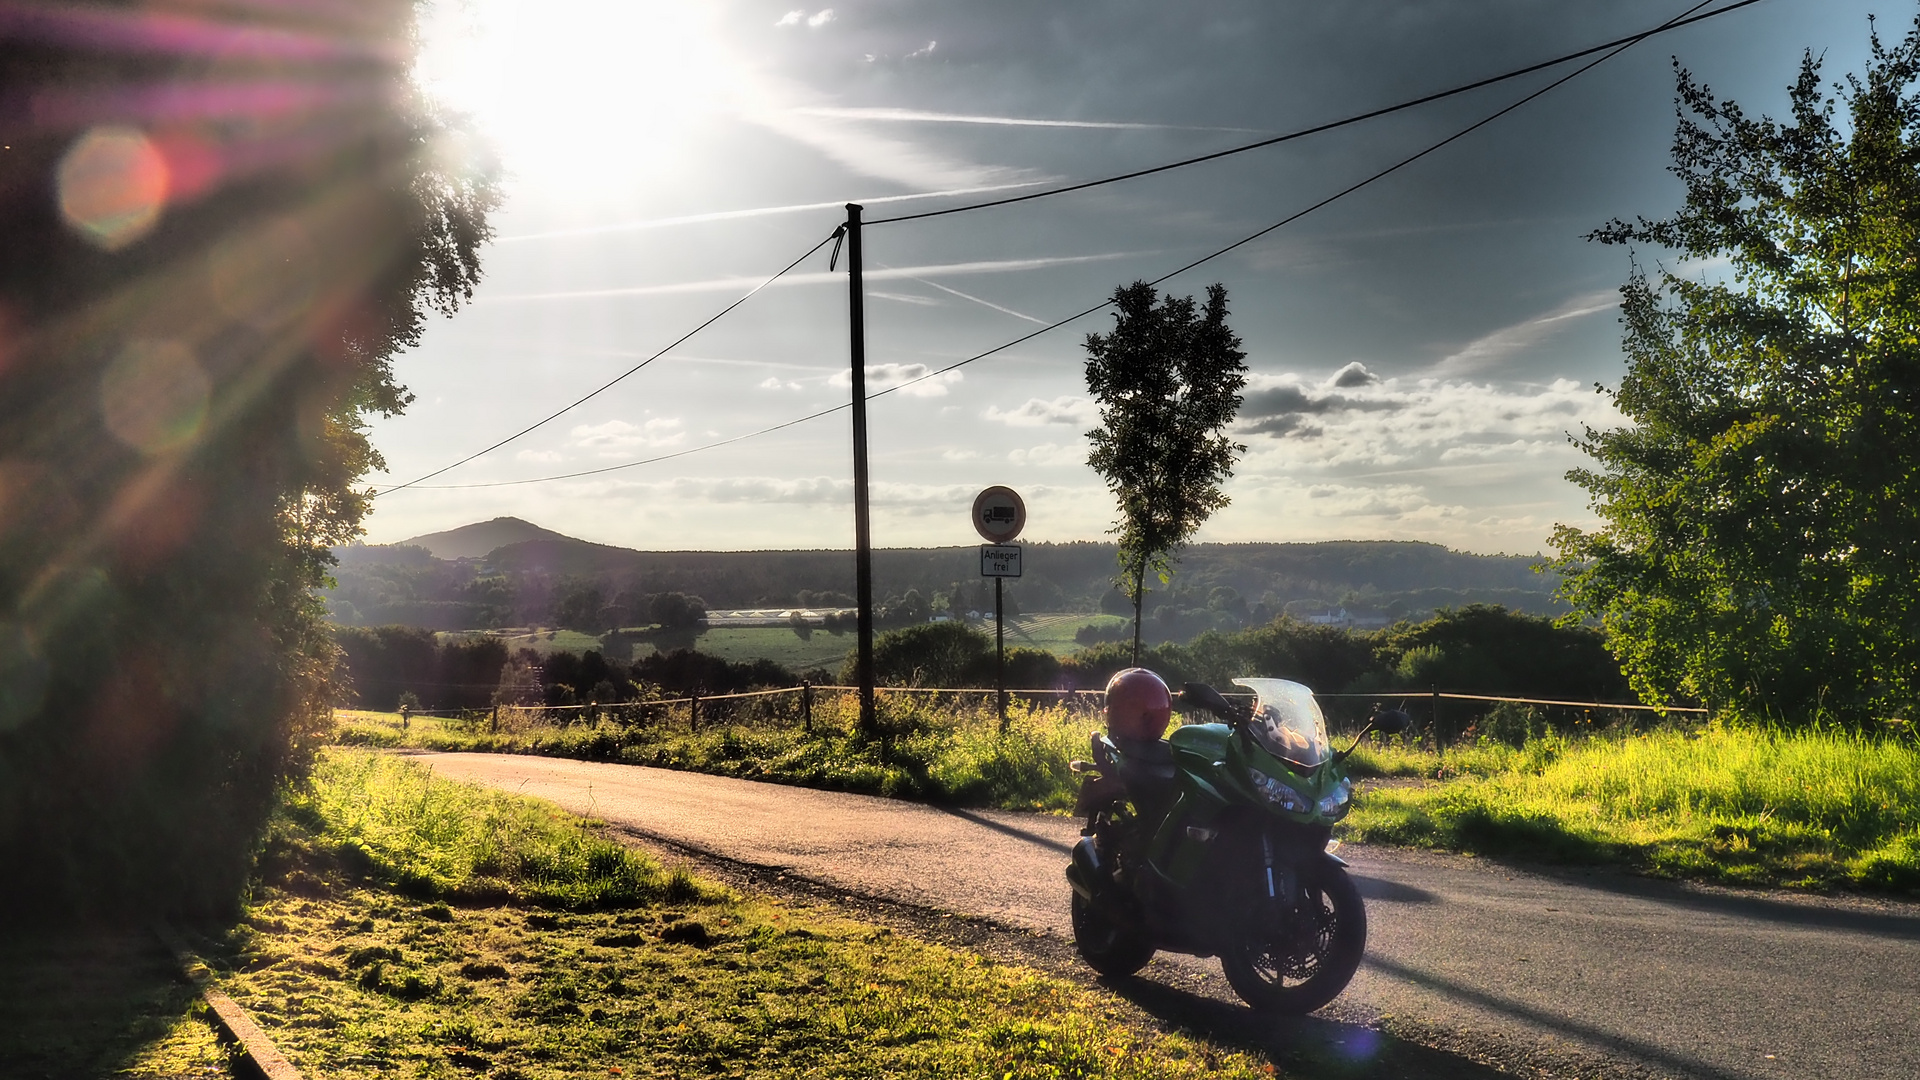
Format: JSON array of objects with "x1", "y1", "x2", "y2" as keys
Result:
[
  {"x1": 1070, "y1": 890, "x2": 1155, "y2": 978},
  {"x1": 1220, "y1": 862, "x2": 1366, "y2": 1015}
]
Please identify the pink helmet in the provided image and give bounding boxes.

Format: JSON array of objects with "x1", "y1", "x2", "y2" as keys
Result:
[{"x1": 1105, "y1": 667, "x2": 1172, "y2": 742}]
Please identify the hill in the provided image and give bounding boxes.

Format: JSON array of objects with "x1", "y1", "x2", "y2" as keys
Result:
[
  {"x1": 326, "y1": 520, "x2": 1561, "y2": 636},
  {"x1": 398, "y1": 516, "x2": 574, "y2": 560}
]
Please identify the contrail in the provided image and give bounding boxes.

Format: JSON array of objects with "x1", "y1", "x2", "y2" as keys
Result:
[
  {"x1": 794, "y1": 106, "x2": 1268, "y2": 133},
  {"x1": 496, "y1": 182, "x2": 1050, "y2": 243},
  {"x1": 479, "y1": 251, "x2": 1139, "y2": 303}
]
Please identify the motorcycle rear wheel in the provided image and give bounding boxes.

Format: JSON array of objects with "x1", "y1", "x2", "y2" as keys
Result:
[
  {"x1": 1070, "y1": 890, "x2": 1155, "y2": 978},
  {"x1": 1220, "y1": 863, "x2": 1366, "y2": 1015}
]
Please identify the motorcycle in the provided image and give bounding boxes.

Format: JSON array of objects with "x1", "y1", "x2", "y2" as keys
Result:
[{"x1": 1065, "y1": 677, "x2": 1409, "y2": 1013}]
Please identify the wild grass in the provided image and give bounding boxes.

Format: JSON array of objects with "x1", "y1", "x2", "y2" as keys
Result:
[
  {"x1": 273, "y1": 750, "x2": 709, "y2": 908},
  {"x1": 1343, "y1": 724, "x2": 1920, "y2": 891},
  {"x1": 222, "y1": 749, "x2": 1276, "y2": 1080}
]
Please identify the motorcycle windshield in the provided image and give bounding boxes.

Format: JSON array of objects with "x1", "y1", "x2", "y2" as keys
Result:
[{"x1": 1232, "y1": 678, "x2": 1331, "y2": 768}]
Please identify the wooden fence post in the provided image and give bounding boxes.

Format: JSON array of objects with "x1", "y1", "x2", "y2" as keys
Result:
[
  {"x1": 689, "y1": 692, "x2": 700, "y2": 732},
  {"x1": 801, "y1": 681, "x2": 813, "y2": 734}
]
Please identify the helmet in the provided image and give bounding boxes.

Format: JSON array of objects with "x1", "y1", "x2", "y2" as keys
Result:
[{"x1": 1105, "y1": 667, "x2": 1172, "y2": 742}]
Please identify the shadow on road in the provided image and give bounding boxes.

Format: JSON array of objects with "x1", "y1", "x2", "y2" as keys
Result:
[
  {"x1": 1351, "y1": 874, "x2": 1438, "y2": 904},
  {"x1": 934, "y1": 806, "x2": 1075, "y2": 855},
  {"x1": 1519, "y1": 864, "x2": 1920, "y2": 941},
  {"x1": 1361, "y1": 955, "x2": 1741, "y2": 1080},
  {"x1": 1102, "y1": 974, "x2": 1513, "y2": 1079}
]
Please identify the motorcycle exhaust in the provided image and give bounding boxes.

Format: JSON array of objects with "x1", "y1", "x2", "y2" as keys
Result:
[{"x1": 1065, "y1": 836, "x2": 1108, "y2": 900}]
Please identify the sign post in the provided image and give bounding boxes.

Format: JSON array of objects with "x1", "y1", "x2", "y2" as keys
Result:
[{"x1": 972, "y1": 488, "x2": 1026, "y2": 731}]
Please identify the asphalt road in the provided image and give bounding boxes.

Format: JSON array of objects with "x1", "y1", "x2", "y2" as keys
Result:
[{"x1": 413, "y1": 752, "x2": 1920, "y2": 1080}]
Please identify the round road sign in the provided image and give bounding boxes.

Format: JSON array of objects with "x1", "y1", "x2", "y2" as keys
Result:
[{"x1": 971, "y1": 486, "x2": 1026, "y2": 543}]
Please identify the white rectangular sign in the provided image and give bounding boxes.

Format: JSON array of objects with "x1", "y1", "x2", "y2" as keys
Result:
[{"x1": 980, "y1": 544, "x2": 1022, "y2": 578}]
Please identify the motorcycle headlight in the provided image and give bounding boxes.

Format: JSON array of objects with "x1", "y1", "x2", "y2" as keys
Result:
[
  {"x1": 1316, "y1": 778, "x2": 1353, "y2": 816},
  {"x1": 1246, "y1": 768, "x2": 1308, "y2": 813}
]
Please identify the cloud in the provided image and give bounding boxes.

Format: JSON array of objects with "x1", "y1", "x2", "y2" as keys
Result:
[
  {"x1": 569, "y1": 418, "x2": 685, "y2": 455},
  {"x1": 1008, "y1": 441, "x2": 1085, "y2": 467},
  {"x1": 807, "y1": 9, "x2": 834, "y2": 28},
  {"x1": 775, "y1": 10, "x2": 802, "y2": 26},
  {"x1": 828, "y1": 362, "x2": 962, "y2": 397},
  {"x1": 516, "y1": 449, "x2": 563, "y2": 463},
  {"x1": 871, "y1": 291, "x2": 943, "y2": 307},
  {"x1": 1327, "y1": 361, "x2": 1379, "y2": 388},
  {"x1": 1430, "y1": 291, "x2": 1616, "y2": 377},
  {"x1": 907, "y1": 41, "x2": 936, "y2": 58},
  {"x1": 758, "y1": 376, "x2": 803, "y2": 390},
  {"x1": 494, "y1": 182, "x2": 1047, "y2": 243},
  {"x1": 985, "y1": 396, "x2": 1097, "y2": 427}
]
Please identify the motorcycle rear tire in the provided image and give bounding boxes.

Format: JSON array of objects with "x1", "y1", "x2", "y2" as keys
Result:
[
  {"x1": 1220, "y1": 862, "x2": 1366, "y2": 1015},
  {"x1": 1070, "y1": 890, "x2": 1154, "y2": 978}
]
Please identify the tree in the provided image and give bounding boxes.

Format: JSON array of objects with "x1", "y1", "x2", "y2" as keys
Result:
[
  {"x1": 0, "y1": 0, "x2": 496, "y2": 915},
  {"x1": 1553, "y1": 23, "x2": 1920, "y2": 724},
  {"x1": 1084, "y1": 282, "x2": 1248, "y2": 664}
]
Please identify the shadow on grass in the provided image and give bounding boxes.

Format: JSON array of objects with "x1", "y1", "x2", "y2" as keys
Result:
[
  {"x1": 1099, "y1": 975, "x2": 1513, "y2": 1080},
  {"x1": 0, "y1": 923, "x2": 214, "y2": 1080}
]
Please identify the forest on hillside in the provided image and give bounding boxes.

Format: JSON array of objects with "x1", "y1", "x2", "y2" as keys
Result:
[{"x1": 325, "y1": 529, "x2": 1561, "y2": 638}]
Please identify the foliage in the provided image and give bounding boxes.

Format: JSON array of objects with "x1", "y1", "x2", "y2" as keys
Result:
[
  {"x1": 1083, "y1": 282, "x2": 1249, "y2": 661},
  {"x1": 0, "y1": 0, "x2": 495, "y2": 916},
  {"x1": 274, "y1": 750, "x2": 705, "y2": 908},
  {"x1": 1555, "y1": 22, "x2": 1920, "y2": 724},
  {"x1": 228, "y1": 752, "x2": 1273, "y2": 1080},
  {"x1": 1344, "y1": 724, "x2": 1920, "y2": 892}
]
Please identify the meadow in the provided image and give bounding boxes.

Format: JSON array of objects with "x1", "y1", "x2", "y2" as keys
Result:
[
  {"x1": 338, "y1": 701, "x2": 1920, "y2": 894},
  {"x1": 213, "y1": 750, "x2": 1274, "y2": 1079}
]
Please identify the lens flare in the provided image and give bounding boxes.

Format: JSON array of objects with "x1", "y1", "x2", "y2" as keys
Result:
[
  {"x1": 57, "y1": 126, "x2": 171, "y2": 249},
  {"x1": 209, "y1": 217, "x2": 316, "y2": 329},
  {"x1": 100, "y1": 340, "x2": 211, "y2": 454}
]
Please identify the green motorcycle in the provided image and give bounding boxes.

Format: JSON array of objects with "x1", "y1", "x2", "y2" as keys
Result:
[{"x1": 1066, "y1": 677, "x2": 1408, "y2": 1013}]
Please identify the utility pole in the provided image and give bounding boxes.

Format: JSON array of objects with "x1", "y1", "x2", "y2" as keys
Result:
[{"x1": 845, "y1": 204, "x2": 877, "y2": 735}]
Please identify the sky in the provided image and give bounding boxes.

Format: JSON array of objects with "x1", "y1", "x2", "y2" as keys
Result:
[{"x1": 363, "y1": 0, "x2": 1892, "y2": 554}]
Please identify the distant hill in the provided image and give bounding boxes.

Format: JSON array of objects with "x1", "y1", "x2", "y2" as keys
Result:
[
  {"x1": 397, "y1": 516, "x2": 574, "y2": 560},
  {"x1": 327, "y1": 519, "x2": 1562, "y2": 634}
]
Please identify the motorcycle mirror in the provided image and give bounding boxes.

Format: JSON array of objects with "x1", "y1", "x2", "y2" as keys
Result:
[
  {"x1": 1369, "y1": 707, "x2": 1414, "y2": 736},
  {"x1": 1180, "y1": 682, "x2": 1237, "y2": 721},
  {"x1": 1335, "y1": 706, "x2": 1416, "y2": 763}
]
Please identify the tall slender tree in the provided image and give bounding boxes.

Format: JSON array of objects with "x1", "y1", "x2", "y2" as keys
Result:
[{"x1": 1084, "y1": 282, "x2": 1248, "y2": 664}]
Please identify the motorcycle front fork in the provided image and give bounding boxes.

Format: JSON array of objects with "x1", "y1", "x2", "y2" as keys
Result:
[{"x1": 1261, "y1": 833, "x2": 1297, "y2": 909}]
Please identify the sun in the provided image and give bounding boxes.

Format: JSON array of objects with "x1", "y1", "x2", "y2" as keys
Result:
[{"x1": 415, "y1": 0, "x2": 734, "y2": 196}]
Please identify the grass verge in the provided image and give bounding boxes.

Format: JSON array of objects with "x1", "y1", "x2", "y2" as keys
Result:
[
  {"x1": 1342, "y1": 725, "x2": 1920, "y2": 892},
  {"x1": 220, "y1": 748, "x2": 1275, "y2": 1079}
]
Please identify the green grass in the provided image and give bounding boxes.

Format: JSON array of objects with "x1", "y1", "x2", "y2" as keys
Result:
[
  {"x1": 217, "y1": 749, "x2": 1276, "y2": 1080},
  {"x1": 1342, "y1": 725, "x2": 1920, "y2": 892},
  {"x1": 438, "y1": 628, "x2": 610, "y2": 657},
  {"x1": 337, "y1": 696, "x2": 1098, "y2": 812},
  {"x1": 1000, "y1": 613, "x2": 1130, "y2": 657},
  {"x1": 690, "y1": 626, "x2": 853, "y2": 670}
]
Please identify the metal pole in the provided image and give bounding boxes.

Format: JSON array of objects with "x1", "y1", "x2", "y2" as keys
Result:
[
  {"x1": 995, "y1": 576, "x2": 1007, "y2": 732},
  {"x1": 846, "y1": 204, "x2": 877, "y2": 736}
]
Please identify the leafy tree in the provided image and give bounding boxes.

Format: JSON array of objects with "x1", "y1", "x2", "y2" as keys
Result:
[
  {"x1": 650, "y1": 592, "x2": 708, "y2": 629},
  {"x1": 1554, "y1": 23, "x2": 1920, "y2": 723},
  {"x1": 0, "y1": 0, "x2": 495, "y2": 915},
  {"x1": 1084, "y1": 282, "x2": 1249, "y2": 664}
]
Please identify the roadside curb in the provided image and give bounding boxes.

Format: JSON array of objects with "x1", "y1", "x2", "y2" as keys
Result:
[{"x1": 152, "y1": 922, "x2": 306, "y2": 1080}]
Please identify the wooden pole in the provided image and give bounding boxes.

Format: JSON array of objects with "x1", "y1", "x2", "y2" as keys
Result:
[
  {"x1": 846, "y1": 204, "x2": 877, "y2": 736},
  {"x1": 996, "y1": 576, "x2": 1007, "y2": 733}
]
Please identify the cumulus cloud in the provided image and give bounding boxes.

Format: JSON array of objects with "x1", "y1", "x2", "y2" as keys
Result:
[
  {"x1": 985, "y1": 395, "x2": 1097, "y2": 427},
  {"x1": 907, "y1": 41, "x2": 937, "y2": 58},
  {"x1": 828, "y1": 362, "x2": 962, "y2": 397},
  {"x1": 1327, "y1": 361, "x2": 1379, "y2": 388},
  {"x1": 569, "y1": 418, "x2": 685, "y2": 455},
  {"x1": 807, "y1": 8, "x2": 834, "y2": 27},
  {"x1": 775, "y1": 10, "x2": 802, "y2": 26},
  {"x1": 758, "y1": 376, "x2": 803, "y2": 390},
  {"x1": 1008, "y1": 442, "x2": 1085, "y2": 467}
]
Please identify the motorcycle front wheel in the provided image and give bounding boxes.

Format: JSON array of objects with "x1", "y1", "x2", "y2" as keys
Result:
[
  {"x1": 1220, "y1": 862, "x2": 1366, "y2": 1015},
  {"x1": 1070, "y1": 890, "x2": 1155, "y2": 978}
]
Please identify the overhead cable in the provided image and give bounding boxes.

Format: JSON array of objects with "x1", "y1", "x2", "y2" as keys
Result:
[
  {"x1": 370, "y1": 229, "x2": 841, "y2": 497},
  {"x1": 391, "y1": 0, "x2": 1735, "y2": 491},
  {"x1": 866, "y1": 0, "x2": 1768, "y2": 226}
]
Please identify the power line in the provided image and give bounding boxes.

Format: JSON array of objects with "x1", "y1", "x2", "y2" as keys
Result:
[
  {"x1": 387, "y1": 0, "x2": 1737, "y2": 492},
  {"x1": 370, "y1": 230, "x2": 841, "y2": 497},
  {"x1": 865, "y1": 0, "x2": 1769, "y2": 227}
]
